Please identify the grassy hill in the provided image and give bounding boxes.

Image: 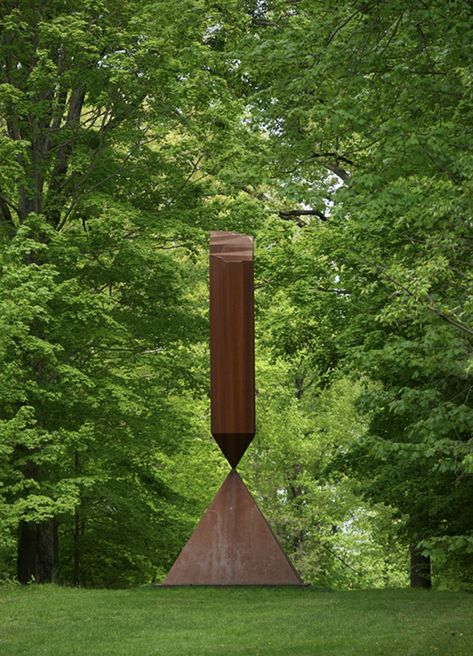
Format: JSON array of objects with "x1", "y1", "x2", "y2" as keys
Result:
[{"x1": 1, "y1": 586, "x2": 472, "y2": 655}]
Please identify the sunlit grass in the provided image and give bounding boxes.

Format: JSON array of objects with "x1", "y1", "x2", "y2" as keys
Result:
[{"x1": 1, "y1": 585, "x2": 472, "y2": 655}]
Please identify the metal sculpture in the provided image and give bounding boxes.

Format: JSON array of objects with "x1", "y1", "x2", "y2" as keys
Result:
[
  {"x1": 210, "y1": 231, "x2": 255, "y2": 468},
  {"x1": 164, "y1": 231, "x2": 302, "y2": 585}
]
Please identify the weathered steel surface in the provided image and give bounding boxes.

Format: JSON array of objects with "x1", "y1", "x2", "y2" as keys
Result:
[
  {"x1": 164, "y1": 230, "x2": 303, "y2": 586},
  {"x1": 210, "y1": 231, "x2": 255, "y2": 467},
  {"x1": 163, "y1": 470, "x2": 302, "y2": 585}
]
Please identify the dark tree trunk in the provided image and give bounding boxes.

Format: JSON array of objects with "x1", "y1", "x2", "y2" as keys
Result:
[
  {"x1": 17, "y1": 456, "x2": 59, "y2": 584},
  {"x1": 17, "y1": 519, "x2": 58, "y2": 584},
  {"x1": 73, "y1": 449, "x2": 82, "y2": 587},
  {"x1": 73, "y1": 504, "x2": 81, "y2": 586},
  {"x1": 409, "y1": 543, "x2": 432, "y2": 589}
]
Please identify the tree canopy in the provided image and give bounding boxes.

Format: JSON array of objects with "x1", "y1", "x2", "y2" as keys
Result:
[{"x1": 0, "y1": 0, "x2": 471, "y2": 589}]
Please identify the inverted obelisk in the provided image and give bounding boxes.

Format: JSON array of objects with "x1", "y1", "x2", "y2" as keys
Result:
[
  {"x1": 210, "y1": 231, "x2": 255, "y2": 467},
  {"x1": 164, "y1": 231, "x2": 302, "y2": 585}
]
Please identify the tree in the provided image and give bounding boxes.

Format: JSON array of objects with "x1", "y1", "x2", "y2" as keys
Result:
[
  {"x1": 238, "y1": 354, "x2": 408, "y2": 588},
  {"x1": 235, "y1": 0, "x2": 473, "y2": 587},
  {"x1": 0, "y1": 0, "x2": 249, "y2": 585}
]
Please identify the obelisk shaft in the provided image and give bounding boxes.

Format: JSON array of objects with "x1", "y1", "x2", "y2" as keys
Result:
[{"x1": 210, "y1": 231, "x2": 255, "y2": 467}]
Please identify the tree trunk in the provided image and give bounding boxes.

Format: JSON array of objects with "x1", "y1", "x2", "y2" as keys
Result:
[
  {"x1": 72, "y1": 449, "x2": 83, "y2": 586},
  {"x1": 73, "y1": 505, "x2": 81, "y2": 587},
  {"x1": 17, "y1": 519, "x2": 58, "y2": 584},
  {"x1": 409, "y1": 543, "x2": 432, "y2": 589}
]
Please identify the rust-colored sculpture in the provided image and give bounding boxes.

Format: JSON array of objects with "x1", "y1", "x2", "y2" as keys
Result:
[
  {"x1": 164, "y1": 231, "x2": 302, "y2": 585},
  {"x1": 210, "y1": 232, "x2": 255, "y2": 468}
]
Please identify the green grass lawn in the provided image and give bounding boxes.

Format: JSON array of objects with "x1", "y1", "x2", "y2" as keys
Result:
[{"x1": 0, "y1": 585, "x2": 472, "y2": 655}]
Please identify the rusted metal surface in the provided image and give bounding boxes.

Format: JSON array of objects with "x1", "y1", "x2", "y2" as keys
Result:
[
  {"x1": 210, "y1": 231, "x2": 255, "y2": 467},
  {"x1": 163, "y1": 470, "x2": 302, "y2": 585},
  {"x1": 164, "y1": 231, "x2": 303, "y2": 586}
]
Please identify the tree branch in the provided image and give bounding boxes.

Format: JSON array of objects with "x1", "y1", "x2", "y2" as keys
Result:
[
  {"x1": 309, "y1": 152, "x2": 353, "y2": 181},
  {"x1": 279, "y1": 208, "x2": 328, "y2": 226},
  {"x1": 324, "y1": 8, "x2": 364, "y2": 47},
  {"x1": 380, "y1": 268, "x2": 473, "y2": 339},
  {"x1": 0, "y1": 191, "x2": 20, "y2": 225}
]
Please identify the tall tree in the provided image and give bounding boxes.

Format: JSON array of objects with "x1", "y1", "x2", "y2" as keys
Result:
[
  {"x1": 236, "y1": 0, "x2": 473, "y2": 587},
  {"x1": 0, "y1": 0, "x2": 248, "y2": 584}
]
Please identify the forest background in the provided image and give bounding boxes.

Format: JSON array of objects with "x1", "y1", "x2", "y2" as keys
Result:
[{"x1": 0, "y1": 0, "x2": 472, "y2": 590}]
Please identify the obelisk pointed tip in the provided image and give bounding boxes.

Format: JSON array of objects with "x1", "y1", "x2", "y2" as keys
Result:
[{"x1": 212, "y1": 433, "x2": 255, "y2": 468}]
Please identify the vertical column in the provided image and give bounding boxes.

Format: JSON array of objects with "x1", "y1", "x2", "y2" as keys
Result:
[{"x1": 210, "y1": 231, "x2": 255, "y2": 468}]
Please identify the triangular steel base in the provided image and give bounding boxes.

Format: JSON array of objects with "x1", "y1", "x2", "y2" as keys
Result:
[{"x1": 164, "y1": 470, "x2": 302, "y2": 585}]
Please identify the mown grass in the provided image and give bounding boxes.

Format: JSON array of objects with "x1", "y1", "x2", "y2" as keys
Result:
[{"x1": 0, "y1": 585, "x2": 472, "y2": 655}]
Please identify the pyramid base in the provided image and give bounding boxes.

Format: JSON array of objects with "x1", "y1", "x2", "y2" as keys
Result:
[{"x1": 164, "y1": 470, "x2": 302, "y2": 586}]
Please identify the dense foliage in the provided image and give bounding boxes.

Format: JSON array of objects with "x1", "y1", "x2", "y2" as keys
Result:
[
  {"x1": 0, "y1": 0, "x2": 471, "y2": 588},
  {"x1": 0, "y1": 0, "x2": 238, "y2": 585},
  {"x1": 238, "y1": 0, "x2": 473, "y2": 588}
]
